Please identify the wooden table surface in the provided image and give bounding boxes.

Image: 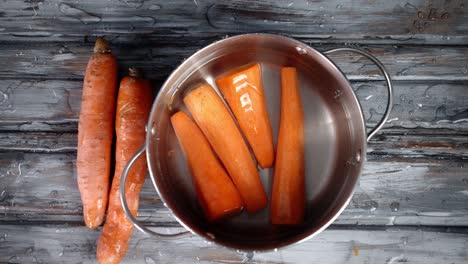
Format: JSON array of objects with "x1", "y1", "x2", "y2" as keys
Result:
[{"x1": 0, "y1": 0, "x2": 467, "y2": 263}]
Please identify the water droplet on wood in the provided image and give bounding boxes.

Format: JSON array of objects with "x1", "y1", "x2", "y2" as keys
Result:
[
  {"x1": 242, "y1": 251, "x2": 254, "y2": 262},
  {"x1": 49, "y1": 190, "x2": 58, "y2": 198},
  {"x1": 122, "y1": 0, "x2": 144, "y2": 8},
  {"x1": 400, "y1": 236, "x2": 408, "y2": 245},
  {"x1": 59, "y1": 3, "x2": 101, "y2": 24},
  {"x1": 390, "y1": 201, "x2": 400, "y2": 212},
  {"x1": 404, "y1": 3, "x2": 417, "y2": 11},
  {"x1": 148, "y1": 4, "x2": 161, "y2": 10},
  {"x1": 144, "y1": 256, "x2": 157, "y2": 264},
  {"x1": 26, "y1": 247, "x2": 33, "y2": 254}
]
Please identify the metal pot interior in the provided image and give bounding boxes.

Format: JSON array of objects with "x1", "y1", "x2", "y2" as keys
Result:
[{"x1": 146, "y1": 34, "x2": 366, "y2": 250}]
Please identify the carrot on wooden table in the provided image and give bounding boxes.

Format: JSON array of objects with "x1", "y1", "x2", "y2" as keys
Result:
[
  {"x1": 171, "y1": 111, "x2": 244, "y2": 221},
  {"x1": 97, "y1": 68, "x2": 153, "y2": 264},
  {"x1": 184, "y1": 84, "x2": 268, "y2": 214},
  {"x1": 216, "y1": 63, "x2": 275, "y2": 168},
  {"x1": 77, "y1": 38, "x2": 118, "y2": 229},
  {"x1": 271, "y1": 67, "x2": 305, "y2": 225}
]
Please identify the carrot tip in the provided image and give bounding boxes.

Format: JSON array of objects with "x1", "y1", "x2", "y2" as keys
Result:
[
  {"x1": 94, "y1": 37, "x2": 112, "y2": 54},
  {"x1": 84, "y1": 211, "x2": 104, "y2": 229},
  {"x1": 128, "y1": 67, "x2": 144, "y2": 78}
]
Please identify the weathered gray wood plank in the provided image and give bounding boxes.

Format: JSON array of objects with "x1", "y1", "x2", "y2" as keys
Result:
[
  {"x1": 1, "y1": 131, "x2": 467, "y2": 160},
  {"x1": 0, "y1": 224, "x2": 467, "y2": 264},
  {"x1": 1, "y1": 42, "x2": 467, "y2": 81},
  {"x1": 0, "y1": 0, "x2": 466, "y2": 262},
  {"x1": 0, "y1": 132, "x2": 77, "y2": 153},
  {"x1": 0, "y1": 153, "x2": 467, "y2": 226},
  {"x1": 0, "y1": 80, "x2": 80, "y2": 128},
  {"x1": 1, "y1": 79, "x2": 467, "y2": 131},
  {"x1": 0, "y1": 0, "x2": 467, "y2": 45}
]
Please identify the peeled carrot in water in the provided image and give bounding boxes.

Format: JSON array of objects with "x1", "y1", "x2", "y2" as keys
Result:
[
  {"x1": 271, "y1": 67, "x2": 305, "y2": 225},
  {"x1": 77, "y1": 38, "x2": 118, "y2": 229},
  {"x1": 184, "y1": 84, "x2": 268, "y2": 214},
  {"x1": 97, "y1": 68, "x2": 153, "y2": 264},
  {"x1": 216, "y1": 64, "x2": 275, "y2": 168},
  {"x1": 171, "y1": 111, "x2": 244, "y2": 221}
]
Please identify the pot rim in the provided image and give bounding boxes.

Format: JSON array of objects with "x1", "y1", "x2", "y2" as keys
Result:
[{"x1": 144, "y1": 33, "x2": 368, "y2": 251}]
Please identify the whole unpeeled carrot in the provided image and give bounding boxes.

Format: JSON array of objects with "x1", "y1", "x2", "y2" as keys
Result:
[
  {"x1": 97, "y1": 68, "x2": 153, "y2": 264},
  {"x1": 184, "y1": 84, "x2": 268, "y2": 214},
  {"x1": 77, "y1": 38, "x2": 118, "y2": 229},
  {"x1": 171, "y1": 111, "x2": 244, "y2": 221},
  {"x1": 271, "y1": 67, "x2": 305, "y2": 225},
  {"x1": 216, "y1": 63, "x2": 275, "y2": 168}
]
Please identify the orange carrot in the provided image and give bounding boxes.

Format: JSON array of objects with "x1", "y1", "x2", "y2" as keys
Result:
[
  {"x1": 77, "y1": 38, "x2": 118, "y2": 229},
  {"x1": 271, "y1": 67, "x2": 305, "y2": 225},
  {"x1": 97, "y1": 68, "x2": 153, "y2": 264},
  {"x1": 216, "y1": 63, "x2": 275, "y2": 168},
  {"x1": 184, "y1": 84, "x2": 268, "y2": 214},
  {"x1": 171, "y1": 111, "x2": 244, "y2": 221}
]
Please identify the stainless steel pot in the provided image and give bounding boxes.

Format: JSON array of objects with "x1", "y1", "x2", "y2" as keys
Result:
[{"x1": 119, "y1": 33, "x2": 393, "y2": 251}]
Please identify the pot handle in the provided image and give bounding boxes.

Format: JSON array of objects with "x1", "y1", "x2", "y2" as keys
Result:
[
  {"x1": 120, "y1": 145, "x2": 191, "y2": 238},
  {"x1": 323, "y1": 47, "x2": 393, "y2": 142}
]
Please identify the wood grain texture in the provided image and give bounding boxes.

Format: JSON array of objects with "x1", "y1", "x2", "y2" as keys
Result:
[
  {"x1": 0, "y1": 42, "x2": 467, "y2": 81},
  {"x1": 0, "y1": 224, "x2": 467, "y2": 264},
  {"x1": 1, "y1": 80, "x2": 466, "y2": 131},
  {"x1": 0, "y1": 0, "x2": 466, "y2": 45},
  {"x1": 0, "y1": 0, "x2": 467, "y2": 262},
  {"x1": 0, "y1": 152, "x2": 467, "y2": 226},
  {"x1": 1, "y1": 129, "x2": 467, "y2": 158}
]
